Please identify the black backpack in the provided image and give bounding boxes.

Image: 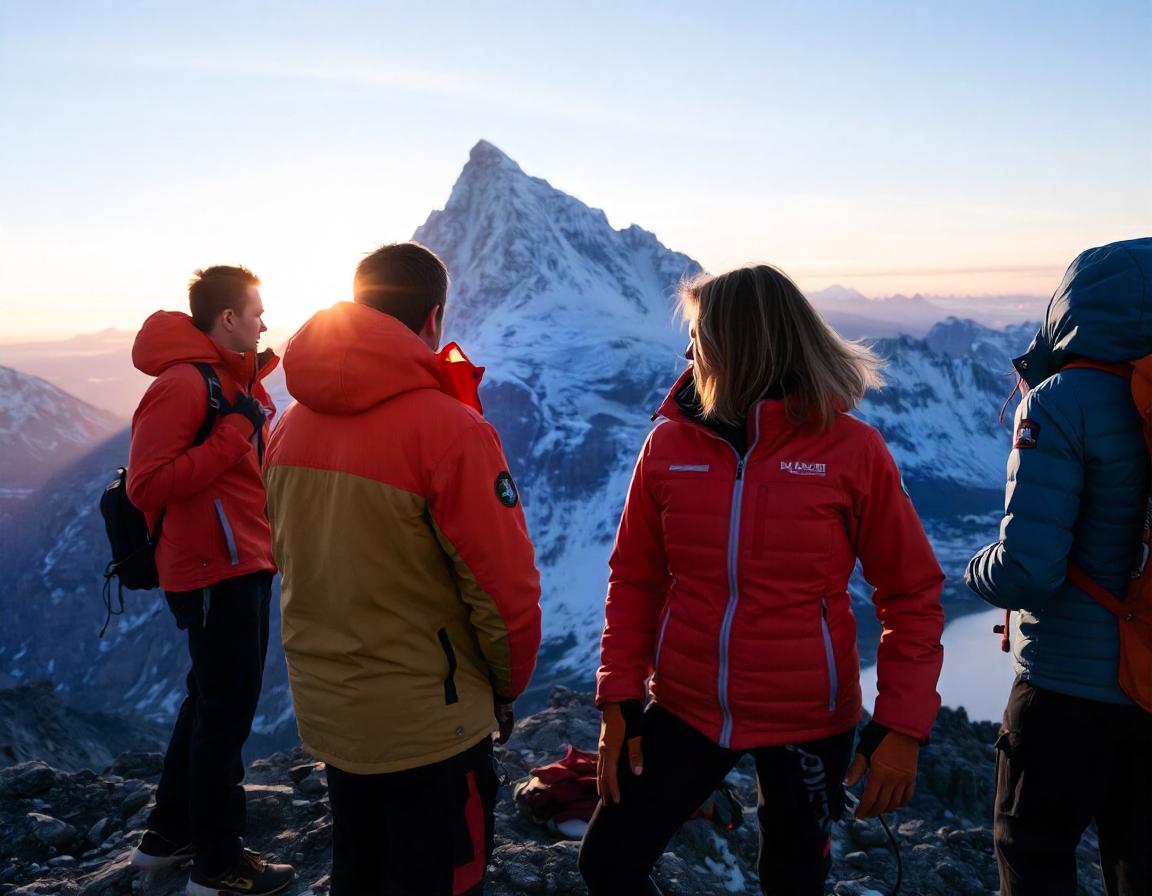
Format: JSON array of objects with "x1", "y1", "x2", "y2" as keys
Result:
[{"x1": 99, "y1": 362, "x2": 223, "y2": 636}]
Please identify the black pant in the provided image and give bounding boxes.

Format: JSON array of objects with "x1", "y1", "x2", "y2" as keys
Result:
[
  {"x1": 326, "y1": 736, "x2": 500, "y2": 896},
  {"x1": 579, "y1": 704, "x2": 855, "y2": 896},
  {"x1": 995, "y1": 676, "x2": 1152, "y2": 896},
  {"x1": 148, "y1": 572, "x2": 273, "y2": 873}
]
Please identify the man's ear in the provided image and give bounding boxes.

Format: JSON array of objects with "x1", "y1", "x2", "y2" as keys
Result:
[
  {"x1": 219, "y1": 308, "x2": 236, "y2": 331},
  {"x1": 418, "y1": 303, "x2": 443, "y2": 350}
]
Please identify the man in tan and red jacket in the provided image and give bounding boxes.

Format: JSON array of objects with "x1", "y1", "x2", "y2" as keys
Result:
[
  {"x1": 127, "y1": 266, "x2": 294, "y2": 896},
  {"x1": 264, "y1": 242, "x2": 542, "y2": 896}
]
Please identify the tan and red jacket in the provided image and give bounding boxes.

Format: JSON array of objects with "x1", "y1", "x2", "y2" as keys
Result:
[
  {"x1": 264, "y1": 302, "x2": 542, "y2": 774},
  {"x1": 596, "y1": 372, "x2": 946, "y2": 747},
  {"x1": 127, "y1": 312, "x2": 278, "y2": 593}
]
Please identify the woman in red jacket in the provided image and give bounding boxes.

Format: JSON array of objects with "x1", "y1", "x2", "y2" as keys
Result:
[{"x1": 579, "y1": 265, "x2": 945, "y2": 896}]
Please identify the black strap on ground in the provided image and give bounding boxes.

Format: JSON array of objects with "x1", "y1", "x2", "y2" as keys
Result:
[{"x1": 878, "y1": 813, "x2": 903, "y2": 896}]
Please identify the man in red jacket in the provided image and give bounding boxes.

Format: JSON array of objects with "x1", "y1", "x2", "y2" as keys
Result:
[
  {"x1": 265, "y1": 243, "x2": 542, "y2": 896},
  {"x1": 126, "y1": 266, "x2": 294, "y2": 896}
]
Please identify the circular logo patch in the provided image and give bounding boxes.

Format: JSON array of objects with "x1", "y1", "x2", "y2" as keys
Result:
[{"x1": 495, "y1": 471, "x2": 519, "y2": 508}]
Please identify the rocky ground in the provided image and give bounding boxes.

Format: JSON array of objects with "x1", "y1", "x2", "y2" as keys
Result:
[{"x1": 0, "y1": 688, "x2": 1109, "y2": 896}]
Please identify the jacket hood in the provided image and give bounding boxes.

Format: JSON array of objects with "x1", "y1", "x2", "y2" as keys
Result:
[
  {"x1": 283, "y1": 301, "x2": 483, "y2": 415},
  {"x1": 1015, "y1": 237, "x2": 1152, "y2": 387},
  {"x1": 132, "y1": 311, "x2": 278, "y2": 385}
]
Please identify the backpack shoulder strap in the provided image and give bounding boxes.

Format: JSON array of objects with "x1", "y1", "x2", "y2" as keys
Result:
[
  {"x1": 1066, "y1": 564, "x2": 1127, "y2": 616},
  {"x1": 191, "y1": 362, "x2": 224, "y2": 446},
  {"x1": 1061, "y1": 359, "x2": 1132, "y2": 378}
]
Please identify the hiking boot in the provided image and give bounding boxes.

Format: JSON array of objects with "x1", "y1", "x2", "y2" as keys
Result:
[
  {"x1": 130, "y1": 830, "x2": 195, "y2": 870},
  {"x1": 186, "y1": 849, "x2": 295, "y2": 896}
]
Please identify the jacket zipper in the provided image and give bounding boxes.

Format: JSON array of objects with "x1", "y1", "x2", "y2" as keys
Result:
[
  {"x1": 820, "y1": 599, "x2": 839, "y2": 711},
  {"x1": 654, "y1": 398, "x2": 802, "y2": 746},
  {"x1": 715, "y1": 411, "x2": 762, "y2": 748}
]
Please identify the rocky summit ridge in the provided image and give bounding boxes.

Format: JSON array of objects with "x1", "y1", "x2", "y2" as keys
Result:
[{"x1": 0, "y1": 686, "x2": 1110, "y2": 896}]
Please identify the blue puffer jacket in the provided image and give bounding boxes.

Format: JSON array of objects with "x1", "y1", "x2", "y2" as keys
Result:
[{"x1": 966, "y1": 237, "x2": 1152, "y2": 704}]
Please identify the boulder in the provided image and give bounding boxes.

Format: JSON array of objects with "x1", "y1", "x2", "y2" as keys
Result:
[
  {"x1": 26, "y1": 813, "x2": 76, "y2": 848},
  {"x1": 0, "y1": 763, "x2": 57, "y2": 799},
  {"x1": 105, "y1": 753, "x2": 164, "y2": 781}
]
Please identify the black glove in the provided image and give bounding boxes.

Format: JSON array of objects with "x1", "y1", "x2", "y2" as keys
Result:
[
  {"x1": 618, "y1": 699, "x2": 645, "y2": 739},
  {"x1": 224, "y1": 392, "x2": 267, "y2": 436},
  {"x1": 855, "y1": 720, "x2": 929, "y2": 760},
  {"x1": 597, "y1": 699, "x2": 646, "y2": 804},
  {"x1": 855, "y1": 720, "x2": 891, "y2": 760},
  {"x1": 494, "y1": 699, "x2": 515, "y2": 744}
]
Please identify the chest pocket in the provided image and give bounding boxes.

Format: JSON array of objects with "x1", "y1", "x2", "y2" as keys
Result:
[{"x1": 749, "y1": 480, "x2": 851, "y2": 586}]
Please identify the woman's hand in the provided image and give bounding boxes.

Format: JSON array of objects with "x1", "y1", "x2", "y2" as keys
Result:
[
  {"x1": 843, "y1": 726, "x2": 920, "y2": 818},
  {"x1": 597, "y1": 700, "x2": 645, "y2": 804}
]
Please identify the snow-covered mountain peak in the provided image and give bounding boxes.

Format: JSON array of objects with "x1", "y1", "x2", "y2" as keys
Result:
[
  {"x1": 467, "y1": 138, "x2": 523, "y2": 172},
  {"x1": 0, "y1": 366, "x2": 122, "y2": 493},
  {"x1": 415, "y1": 143, "x2": 699, "y2": 345},
  {"x1": 809, "y1": 284, "x2": 870, "y2": 304},
  {"x1": 924, "y1": 317, "x2": 998, "y2": 357},
  {"x1": 923, "y1": 317, "x2": 1036, "y2": 366}
]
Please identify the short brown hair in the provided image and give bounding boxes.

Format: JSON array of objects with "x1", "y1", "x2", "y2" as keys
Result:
[
  {"x1": 188, "y1": 265, "x2": 261, "y2": 332},
  {"x1": 353, "y1": 242, "x2": 449, "y2": 333},
  {"x1": 679, "y1": 265, "x2": 884, "y2": 429}
]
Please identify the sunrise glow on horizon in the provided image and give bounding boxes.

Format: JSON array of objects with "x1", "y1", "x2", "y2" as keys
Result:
[{"x1": 1, "y1": 1, "x2": 1149, "y2": 341}]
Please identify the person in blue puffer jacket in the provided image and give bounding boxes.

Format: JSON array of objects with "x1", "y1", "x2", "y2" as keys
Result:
[{"x1": 966, "y1": 237, "x2": 1152, "y2": 896}]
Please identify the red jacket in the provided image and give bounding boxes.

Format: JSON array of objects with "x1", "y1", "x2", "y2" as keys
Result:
[
  {"x1": 263, "y1": 302, "x2": 541, "y2": 773},
  {"x1": 127, "y1": 311, "x2": 278, "y2": 592},
  {"x1": 596, "y1": 372, "x2": 945, "y2": 747}
]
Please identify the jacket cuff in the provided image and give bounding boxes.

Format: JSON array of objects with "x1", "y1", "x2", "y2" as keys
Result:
[
  {"x1": 868, "y1": 714, "x2": 932, "y2": 746},
  {"x1": 856, "y1": 720, "x2": 890, "y2": 759},
  {"x1": 594, "y1": 679, "x2": 647, "y2": 710}
]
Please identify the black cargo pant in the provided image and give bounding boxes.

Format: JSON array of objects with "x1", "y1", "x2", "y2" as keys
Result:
[
  {"x1": 147, "y1": 571, "x2": 273, "y2": 874},
  {"x1": 325, "y1": 736, "x2": 500, "y2": 896},
  {"x1": 579, "y1": 704, "x2": 855, "y2": 896},
  {"x1": 995, "y1": 676, "x2": 1152, "y2": 896}
]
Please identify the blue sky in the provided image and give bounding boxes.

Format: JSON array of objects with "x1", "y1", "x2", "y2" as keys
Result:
[{"x1": 1, "y1": 0, "x2": 1149, "y2": 337}]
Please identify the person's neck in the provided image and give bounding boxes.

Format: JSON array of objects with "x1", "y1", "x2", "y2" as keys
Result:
[{"x1": 207, "y1": 331, "x2": 244, "y2": 356}]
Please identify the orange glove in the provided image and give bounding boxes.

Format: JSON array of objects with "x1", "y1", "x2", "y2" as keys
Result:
[
  {"x1": 843, "y1": 725, "x2": 920, "y2": 818},
  {"x1": 596, "y1": 700, "x2": 644, "y2": 804}
]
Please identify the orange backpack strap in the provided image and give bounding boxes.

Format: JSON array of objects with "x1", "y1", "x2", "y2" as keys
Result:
[
  {"x1": 1064, "y1": 357, "x2": 1152, "y2": 451},
  {"x1": 1066, "y1": 564, "x2": 1127, "y2": 617},
  {"x1": 1061, "y1": 359, "x2": 1133, "y2": 378}
]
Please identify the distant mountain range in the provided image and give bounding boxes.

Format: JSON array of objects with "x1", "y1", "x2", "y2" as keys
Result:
[
  {"x1": 807, "y1": 284, "x2": 1044, "y2": 338},
  {"x1": 0, "y1": 141, "x2": 1036, "y2": 746},
  {"x1": 0, "y1": 235, "x2": 1043, "y2": 421},
  {"x1": 0, "y1": 331, "x2": 142, "y2": 421},
  {"x1": 0, "y1": 328, "x2": 292, "y2": 420},
  {"x1": 0, "y1": 366, "x2": 122, "y2": 502}
]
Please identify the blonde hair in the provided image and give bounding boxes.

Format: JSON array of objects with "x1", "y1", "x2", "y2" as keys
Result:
[{"x1": 678, "y1": 265, "x2": 884, "y2": 429}]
